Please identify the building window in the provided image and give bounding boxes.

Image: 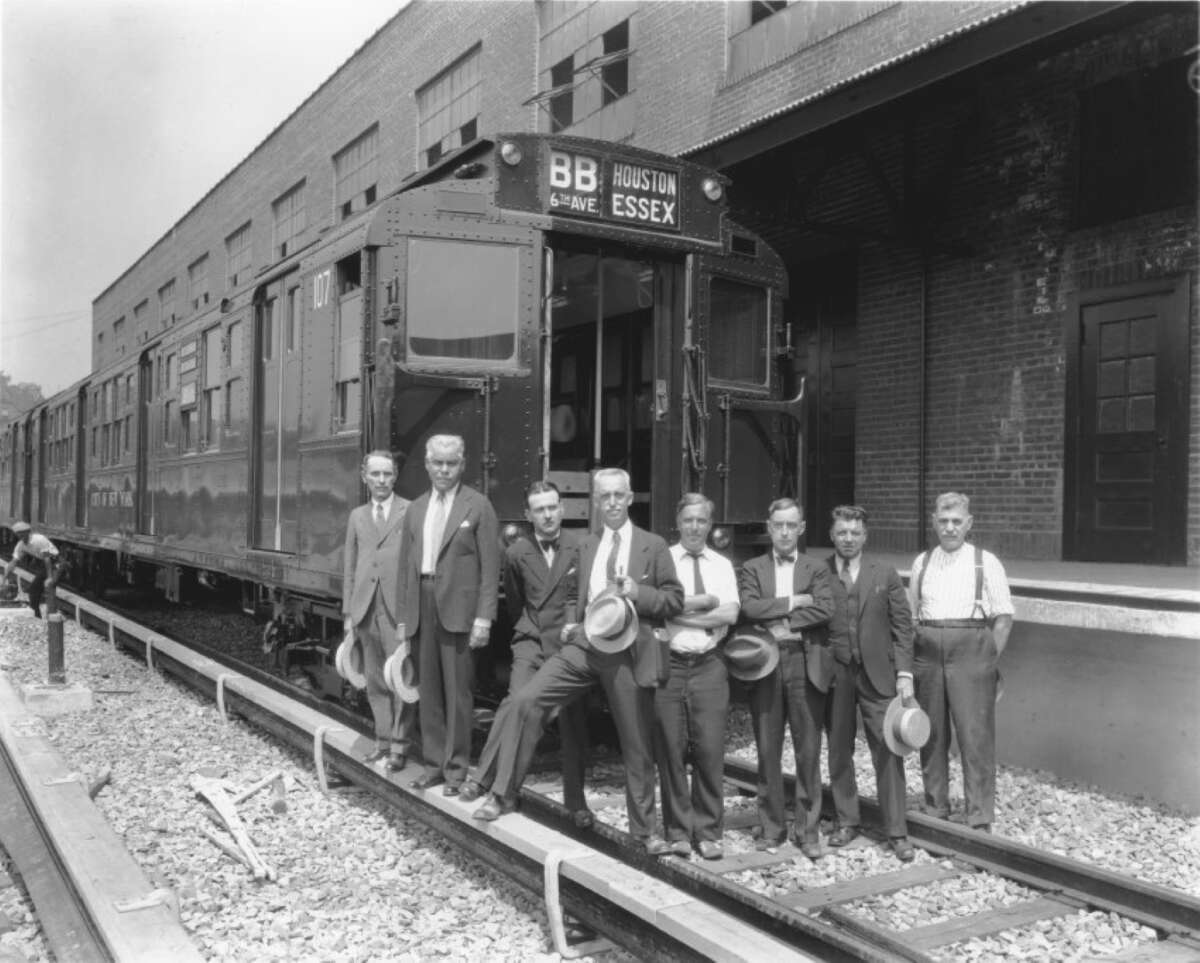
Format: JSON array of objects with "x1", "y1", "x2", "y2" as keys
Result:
[
  {"x1": 334, "y1": 126, "x2": 379, "y2": 221},
  {"x1": 158, "y1": 279, "x2": 176, "y2": 327},
  {"x1": 189, "y1": 255, "x2": 210, "y2": 311},
  {"x1": 224, "y1": 377, "x2": 242, "y2": 428},
  {"x1": 417, "y1": 45, "x2": 481, "y2": 169},
  {"x1": 750, "y1": 0, "x2": 787, "y2": 25},
  {"x1": 166, "y1": 353, "x2": 178, "y2": 390},
  {"x1": 225, "y1": 222, "x2": 252, "y2": 288},
  {"x1": 133, "y1": 299, "x2": 148, "y2": 339},
  {"x1": 228, "y1": 320, "x2": 244, "y2": 368},
  {"x1": 273, "y1": 182, "x2": 307, "y2": 259},
  {"x1": 1076, "y1": 57, "x2": 1197, "y2": 228},
  {"x1": 163, "y1": 401, "x2": 175, "y2": 445},
  {"x1": 549, "y1": 56, "x2": 574, "y2": 132},
  {"x1": 600, "y1": 20, "x2": 629, "y2": 106},
  {"x1": 202, "y1": 325, "x2": 222, "y2": 447},
  {"x1": 113, "y1": 316, "x2": 125, "y2": 342}
]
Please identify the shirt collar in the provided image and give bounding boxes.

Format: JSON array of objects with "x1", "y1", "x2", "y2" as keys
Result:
[
  {"x1": 432, "y1": 483, "x2": 460, "y2": 502},
  {"x1": 603, "y1": 519, "x2": 633, "y2": 544},
  {"x1": 372, "y1": 493, "x2": 394, "y2": 512}
]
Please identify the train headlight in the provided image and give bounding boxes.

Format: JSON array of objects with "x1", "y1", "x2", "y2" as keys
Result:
[
  {"x1": 710, "y1": 526, "x2": 732, "y2": 550},
  {"x1": 701, "y1": 177, "x2": 724, "y2": 202},
  {"x1": 499, "y1": 141, "x2": 523, "y2": 167}
]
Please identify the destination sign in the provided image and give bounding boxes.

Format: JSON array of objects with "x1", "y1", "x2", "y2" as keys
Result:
[{"x1": 546, "y1": 148, "x2": 681, "y2": 231}]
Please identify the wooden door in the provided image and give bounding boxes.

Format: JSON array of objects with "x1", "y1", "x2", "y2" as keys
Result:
[{"x1": 1067, "y1": 278, "x2": 1190, "y2": 564}]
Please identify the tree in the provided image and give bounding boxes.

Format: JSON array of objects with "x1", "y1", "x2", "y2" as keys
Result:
[{"x1": 0, "y1": 371, "x2": 45, "y2": 422}]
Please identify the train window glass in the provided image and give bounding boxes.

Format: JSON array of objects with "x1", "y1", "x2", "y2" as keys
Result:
[
  {"x1": 159, "y1": 279, "x2": 176, "y2": 328},
  {"x1": 189, "y1": 255, "x2": 210, "y2": 311},
  {"x1": 708, "y1": 277, "x2": 769, "y2": 388},
  {"x1": 601, "y1": 20, "x2": 630, "y2": 106},
  {"x1": 228, "y1": 321, "x2": 244, "y2": 367},
  {"x1": 416, "y1": 45, "x2": 481, "y2": 169},
  {"x1": 337, "y1": 380, "x2": 362, "y2": 430},
  {"x1": 225, "y1": 222, "x2": 252, "y2": 289},
  {"x1": 180, "y1": 409, "x2": 193, "y2": 450},
  {"x1": 550, "y1": 56, "x2": 574, "y2": 132},
  {"x1": 273, "y1": 182, "x2": 307, "y2": 260},
  {"x1": 335, "y1": 269, "x2": 362, "y2": 430},
  {"x1": 262, "y1": 299, "x2": 276, "y2": 361},
  {"x1": 334, "y1": 126, "x2": 379, "y2": 222},
  {"x1": 406, "y1": 238, "x2": 518, "y2": 364}
]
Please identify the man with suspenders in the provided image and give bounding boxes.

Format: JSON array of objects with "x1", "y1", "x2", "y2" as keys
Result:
[{"x1": 909, "y1": 492, "x2": 1014, "y2": 832}]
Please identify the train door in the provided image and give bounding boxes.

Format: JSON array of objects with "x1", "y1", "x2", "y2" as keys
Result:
[
  {"x1": 543, "y1": 242, "x2": 682, "y2": 530},
  {"x1": 252, "y1": 274, "x2": 302, "y2": 552},
  {"x1": 75, "y1": 385, "x2": 88, "y2": 527}
]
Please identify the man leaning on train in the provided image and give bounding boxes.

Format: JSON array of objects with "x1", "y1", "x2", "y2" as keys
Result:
[{"x1": 341, "y1": 450, "x2": 414, "y2": 772}]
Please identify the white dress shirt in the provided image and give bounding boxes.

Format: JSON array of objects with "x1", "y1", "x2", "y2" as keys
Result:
[
  {"x1": 372, "y1": 493, "x2": 395, "y2": 524},
  {"x1": 666, "y1": 543, "x2": 739, "y2": 653},
  {"x1": 588, "y1": 520, "x2": 633, "y2": 603},
  {"x1": 421, "y1": 484, "x2": 459, "y2": 574}
]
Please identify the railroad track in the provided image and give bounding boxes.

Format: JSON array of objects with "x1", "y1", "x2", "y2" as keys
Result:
[{"x1": 15, "y1": 581, "x2": 1200, "y2": 961}]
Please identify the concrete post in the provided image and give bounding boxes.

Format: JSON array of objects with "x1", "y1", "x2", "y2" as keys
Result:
[{"x1": 46, "y1": 567, "x2": 65, "y2": 684}]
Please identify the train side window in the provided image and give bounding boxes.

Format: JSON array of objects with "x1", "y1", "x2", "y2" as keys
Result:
[
  {"x1": 406, "y1": 238, "x2": 519, "y2": 364},
  {"x1": 708, "y1": 277, "x2": 769, "y2": 388}
]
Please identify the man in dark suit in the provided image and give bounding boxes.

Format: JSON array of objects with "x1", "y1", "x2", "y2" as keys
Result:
[
  {"x1": 738, "y1": 498, "x2": 836, "y2": 859},
  {"x1": 396, "y1": 434, "x2": 500, "y2": 795},
  {"x1": 469, "y1": 468, "x2": 683, "y2": 856},
  {"x1": 460, "y1": 481, "x2": 590, "y2": 824},
  {"x1": 342, "y1": 451, "x2": 413, "y2": 770},
  {"x1": 824, "y1": 505, "x2": 917, "y2": 861}
]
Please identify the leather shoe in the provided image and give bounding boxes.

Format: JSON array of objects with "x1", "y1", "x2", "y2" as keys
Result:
[
  {"x1": 697, "y1": 840, "x2": 723, "y2": 860},
  {"x1": 644, "y1": 836, "x2": 671, "y2": 856},
  {"x1": 669, "y1": 839, "x2": 692, "y2": 857},
  {"x1": 828, "y1": 826, "x2": 860, "y2": 847},
  {"x1": 891, "y1": 837, "x2": 915, "y2": 862},
  {"x1": 473, "y1": 795, "x2": 516, "y2": 821},
  {"x1": 754, "y1": 836, "x2": 783, "y2": 852},
  {"x1": 411, "y1": 772, "x2": 446, "y2": 791},
  {"x1": 385, "y1": 754, "x2": 407, "y2": 773},
  {"x1": 362, "y1": 745, "x2": 389, "y2": 764},
  {"x1": 442, "y1": 784, "x2": 460, "y2": 797},
  {"x1": 973, "y1": 823, "x2": 992, "y2": 833},
  {"x1": 570, "y1": 809, "x2": 594, "y2": 830},
  {"x1": 798, "y1": 838, "x2": 822, "y2": 860},
  {"x1": 459, "y1": 781, "x2": 485, "y2": 804}
]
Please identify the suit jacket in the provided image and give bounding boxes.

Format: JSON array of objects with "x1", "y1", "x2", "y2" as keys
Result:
[
  {"x1": 342, "y1": 497, "x2": 410, "y2": 628},
  {"x1": 397, "y1": 484, "x2": 500, "y2": 636},
  {"x1": 504, "y1": 530, "x2": 581, "y2": 652},
  {"x1": 573, "y1": 525, "x2": 684, "y2": 688},
  {"x1": 737, "y1": 552, "x2": 837, "y2": 692},
  {"x1": 826, "y1": 554, "x2": 915, "y2": 697}
]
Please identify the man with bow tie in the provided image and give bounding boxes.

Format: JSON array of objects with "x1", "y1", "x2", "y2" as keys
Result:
[
  {"x1": 342, "y1": 450, "x2": 413, "y2": 771},
  {"x1": 824, "y1": 505, "x2": 917, "y2": 861},
  {"x1": 460, "y1": 481, "x2": 590, "y2": 823},
  {"x1": 738, "y1": 498, "x2": 836, "y2": 859},
  {"x1": 396, "y1": 435, "x2": 500, "y2": 795}
]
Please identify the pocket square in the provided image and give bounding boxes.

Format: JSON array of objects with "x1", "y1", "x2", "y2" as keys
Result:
[
  {"x1": 459, "y1": 519, "x2": 471, "y2": 528},
  {"x1": 566, "y1": 566, "x2": 577, "y2": 575}
]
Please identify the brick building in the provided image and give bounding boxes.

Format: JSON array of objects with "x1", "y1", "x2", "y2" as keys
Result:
[{"x1": 91, "y1": 0, "x2": 1198, "y2": 566}]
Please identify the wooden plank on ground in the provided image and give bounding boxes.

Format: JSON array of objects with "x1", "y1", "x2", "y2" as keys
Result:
[
  {"x1": 905, "y1": 896, "x2": 1072, "y2": 951},
  {"x1": 704, "y1": 845, "x2": 803, "y2": 874},
  {"x1": 782, "y1": 863, "x2": 961, "y2": 910}
]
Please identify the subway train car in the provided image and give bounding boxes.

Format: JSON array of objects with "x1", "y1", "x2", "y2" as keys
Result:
[{"x1": 2, "y1": 133, "x2": 796, "y2": 682}]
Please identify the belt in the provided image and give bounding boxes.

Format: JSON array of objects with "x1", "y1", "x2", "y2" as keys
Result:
[
  {"x1": 920, "y1": 619, "x2": 988, "y2": 628},
  {"x1": 420, "y1": 573, "x2": 436, "y2": 582},
  {"x1": 669, "y1": 648, "x2": 718, "y2": 665}
]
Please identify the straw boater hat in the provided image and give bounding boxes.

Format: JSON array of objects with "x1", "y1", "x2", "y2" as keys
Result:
[
  {"x1": 883, "y1": 696, "x2": 931, "y2": 757},
  {"x1": 723, "y1": 627, "x2": 780, "y2": 681},
  {"x1": 335, "y1": 633, "x2": 367, "y2": 690},
  {"x1": 10, "y1": 521, "x2": 31, "y2": 535},
  {"x1": 383, "y1": 638, "x2": 420, "y2": 704},
  {"x1": 583, "y1": 588, "x2": 639, "y2": 653}
]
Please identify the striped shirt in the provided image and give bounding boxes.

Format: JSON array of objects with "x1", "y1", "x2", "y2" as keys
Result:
[{"x1": 909, "y1": 545, "x2": 1013, "y2": 621}]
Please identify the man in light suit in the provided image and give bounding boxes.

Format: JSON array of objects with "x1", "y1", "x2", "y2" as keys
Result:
[
  {"x1": 738, "y1": 498, "x2": 836, "y2": 859},
  {"x1": 396, "y1": 434, "x2": 500, "y2": 795},
  {"x1": 342, "y1": 450, "x2": 413, "y2": 770},
  {"x1": 824, "y1": 505, "x2": 917, "y2": 861},
  {"x1": 460, "y1": 480, "x2": 590, "y2": 824},
  {"x1": 470, "y1": 468, "x2": 684, "y2": 856}
]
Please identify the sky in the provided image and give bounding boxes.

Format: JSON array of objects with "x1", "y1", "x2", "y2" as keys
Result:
[{"x1": 1, "y1": 0, "x2": 406, "y2": 396}]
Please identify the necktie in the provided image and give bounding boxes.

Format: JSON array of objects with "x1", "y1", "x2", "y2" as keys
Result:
[
  {"x1": 374, "y1": 502, "x2": 385, "y2": 528},
  {"x1": 429, "y1": 493, "x2": 449, "y2": 560},
  {"x1": 840, "y1": 559, "x2": 854, "y2": 589},
  {"x1": 689, "y1": 551, "x2": 706, "y2": 595},
  {"x1": 605, "y1": 530, "x2": 621, "y2": 582}
]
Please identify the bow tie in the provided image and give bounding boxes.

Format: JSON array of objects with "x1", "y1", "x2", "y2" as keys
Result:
[
  {"x1": 539, "y1": 538, "x2": 559, "y2": 553},
  {"x1": 776, "y1": 553, "x2": 796, "y2": 565}
]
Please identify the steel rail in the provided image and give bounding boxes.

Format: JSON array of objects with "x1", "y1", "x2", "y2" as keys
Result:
[
  {"x1": 54, "y1": 588, "x2": 828, "y2": 963},
  {"x1": 723, "y1": 756, "x2": 1200, "y2": 947}
]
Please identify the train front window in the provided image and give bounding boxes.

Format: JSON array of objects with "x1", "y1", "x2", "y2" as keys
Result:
[
  {"x1": 406, "y1": 238, "x2": 519, "y2": 364},
  {"x1": 708, "y1": 276, "x2": 769, "y2": 388}
]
